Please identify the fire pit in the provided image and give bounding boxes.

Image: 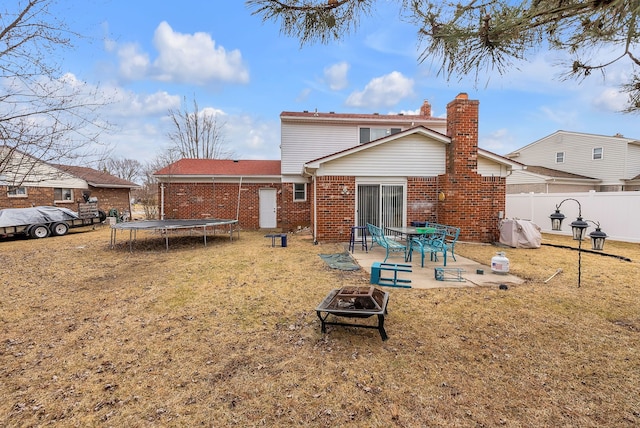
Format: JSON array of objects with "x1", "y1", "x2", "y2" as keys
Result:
[{"x1": 315, "y1": 286, "x2": 390, "y2": 341}]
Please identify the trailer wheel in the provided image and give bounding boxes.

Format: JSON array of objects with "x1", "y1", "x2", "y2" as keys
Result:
[
  {"x1": 28, "y1": 224, "x2": 50, "y2": 239},
  {"x1": 51, "y1": 222, "x2": 69, "y2": 236},
  {"x1": 98, "y1": 209, "x2": 107, "y2": 223}
]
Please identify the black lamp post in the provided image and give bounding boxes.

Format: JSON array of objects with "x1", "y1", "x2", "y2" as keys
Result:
[{"x1": 549, "y1": 198, "x2": 607, "y2": 287}]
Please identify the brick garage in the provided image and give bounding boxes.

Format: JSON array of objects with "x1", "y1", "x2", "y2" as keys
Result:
[{"x1": 161, "y1": 181, "x2": 281, "y2": 229}]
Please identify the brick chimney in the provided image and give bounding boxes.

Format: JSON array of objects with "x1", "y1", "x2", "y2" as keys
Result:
[
  {"x1": 419, "y1": 100, "x2": 431, "y2": 117},
  {"x1": 437, "y1": 92, "x2": 503, "y2": 244},
  {"x1": 445, "y1": 92, "x2": 479, "y2": 175}
]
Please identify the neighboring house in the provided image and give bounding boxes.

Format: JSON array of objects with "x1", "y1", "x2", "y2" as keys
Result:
[
  {"x1": 505, "y1": 130, "x2": 640, "y2": 193},
  {"x1": 0, "y1": 147, "x2": 138, "y2": 214},
  {"x1": 156, "y1": 93, "x2": 521, "y2": 243},
  {"x1": 506, "y1": 165, "x2": 601, "y2": 194}
]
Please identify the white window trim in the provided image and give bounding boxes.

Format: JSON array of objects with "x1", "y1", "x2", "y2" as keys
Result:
[
  {"x1": 7, "y1": 186, "x2": 28, "y2": 198},
  {"x1": 592, "y1": 147, "x2": 603, "y2": 160},
  {"x1": 54, "y1": 188, "x2": 74, "y2": 203},
  {"x1": 293, "y1": 183, "x2": 306, "y2": 202},
  {"x1": 555, "y1": 152, "x2": 565, "y2": 163}
]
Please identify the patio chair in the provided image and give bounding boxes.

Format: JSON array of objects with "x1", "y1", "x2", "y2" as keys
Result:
[
  {"x1": 443, "y1": 226, "x2": 460, "y2": 261},
  {"x1": 366, "y1": 223, "x2": 407, "y2": 263},
  {"x1": 408, "y1": 228, "x2": 448, "y2": 267}
]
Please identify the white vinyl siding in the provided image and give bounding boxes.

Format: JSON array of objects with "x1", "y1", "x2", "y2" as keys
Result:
[
  {"x1": 280, "y1": 117, "x2": 447, "y2": 176},
  {"x1": 315, "y1": 135, "x2": 446, "y2": 177},
  {"x1": 477, "y1": 157, "x2": 509, "y2": 176},
  {"x1": 511, "y1": 131, "x2": 637, "y2": 185},
  {"x1": 281, "y1": 122, "x2": 357, "y2": 175},
  {"x1": 628, "y1": 144, "x2": 640, "y2": 179}
]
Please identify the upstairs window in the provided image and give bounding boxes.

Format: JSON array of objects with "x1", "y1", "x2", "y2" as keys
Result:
[
  {"x1": 7, "y1": 186, "x2": 27, "y2": 197},
  {"x1": 359, "y1": 127, "x2": 402, "y2": 144},
  {"x1": 555, "y1": 152, "x2": 565, "y2": 163},
  {"x1": 54, "y1": 188, "x2": 73, "y2": 201},
  {"x1": 592, "y1": 147, "x2": 603, "y2": 160},
  {"x1": 293, "y1": 183, "x2": 306, "y2": 202}
]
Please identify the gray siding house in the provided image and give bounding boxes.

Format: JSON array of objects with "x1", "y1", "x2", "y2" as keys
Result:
[{"x1": 505, "y1": 130, "x2": 640, "y2": 193}]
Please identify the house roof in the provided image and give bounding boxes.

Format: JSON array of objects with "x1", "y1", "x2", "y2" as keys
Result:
[
  {"x1": 154, "y1": 159, "x2": 282, "y2": 177},
  {"x1": 52, "y1": 165, "x2": 139, "y2": 189},
  {"x1": 280, "y1": 110, "x2": 446, "y2": 127},
  {"x1": 522, "y1": 165, "x2": 597, "y2": 180}
]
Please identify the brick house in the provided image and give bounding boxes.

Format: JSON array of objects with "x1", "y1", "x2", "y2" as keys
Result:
[
  {"x1": 155, "y1": 93, "x2": 521, "y2": 243},
  {"x1": 0, "y1": 147, "x2": 138, "y2": 215}
]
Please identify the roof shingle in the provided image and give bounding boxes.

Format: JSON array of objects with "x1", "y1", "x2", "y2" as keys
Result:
[{"x1": 154, "y1": 159, "x2": 281, "y2": 176}]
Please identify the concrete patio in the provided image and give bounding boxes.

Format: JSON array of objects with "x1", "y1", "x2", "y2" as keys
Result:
[{"x1": 345, "y1": 242, "x2": 525, "y2": 289}]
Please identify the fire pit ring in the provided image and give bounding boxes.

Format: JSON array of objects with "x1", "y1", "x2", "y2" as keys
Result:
[{"x1": 315, "y1": 286, "x2": 390, "y2": 341}]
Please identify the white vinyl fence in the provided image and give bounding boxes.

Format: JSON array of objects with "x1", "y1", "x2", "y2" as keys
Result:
[{"x1": 506, "y1": 191, "x2": 640, "y2": 243}]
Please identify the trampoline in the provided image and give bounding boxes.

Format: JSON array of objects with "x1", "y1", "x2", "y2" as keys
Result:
[{"x1": 110, "y1": 219, "x2": 239, "y2": 251}]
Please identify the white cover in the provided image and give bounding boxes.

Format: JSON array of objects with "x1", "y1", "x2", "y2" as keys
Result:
[
  {"x1": 0, "y1": 206, "x2": 78, "y2": 228},
  {"x1": 499, "y1": 219, "x2": 542, "y2": 249}
]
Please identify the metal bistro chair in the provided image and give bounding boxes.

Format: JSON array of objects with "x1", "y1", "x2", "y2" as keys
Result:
[{"x1": 409, "y1": 228, "x2": 448, "y2": 267}]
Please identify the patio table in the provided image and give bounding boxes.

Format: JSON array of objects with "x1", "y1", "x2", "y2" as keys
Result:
[{"x1": 384, "y1": 226, "x2": 437, "y2": 261}]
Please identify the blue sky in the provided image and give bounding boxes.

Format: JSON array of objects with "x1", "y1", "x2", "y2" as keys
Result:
[{"x1": 51, "y1": 0, "x2": 639, "y2": 163}]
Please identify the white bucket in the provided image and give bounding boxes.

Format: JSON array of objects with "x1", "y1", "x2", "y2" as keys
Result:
[{"x1": 491, "y1": 252, "x2": 510, "y2": 274}]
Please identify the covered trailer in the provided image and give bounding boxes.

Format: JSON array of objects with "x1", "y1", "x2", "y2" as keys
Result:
[{"x1": 0, "y1": 204, "x2": 106, "y2": 239}]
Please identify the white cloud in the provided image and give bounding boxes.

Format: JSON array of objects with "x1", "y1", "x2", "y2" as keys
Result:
[
  {"x1": 480, "y1": 128, "x2": 516, "y2": 153},
  {"x1": 106, "y1": 89, "x2": 181, "y2": 117},
  {"x1": 324, "y1": 62, "x2": 350, "y2": 91},
  {"x1": 116, "y1": 43, "x2": 150, "y2": 81},
  {"x1": 591, "y1": 88, "x2": 628, "y2": 112},
  {"x1": 111, "y1": 22, "x2": 249, "y2": 85},
  {"x1": 151, "y1": 21, "x2": 249, "y2": 85},
  {"x1": 224, "y1": 114, "x2": 280, "y2": 160},
  {"x1": 537, "y1": 105, "x2": 580, "y2": 128},
  {"x1": 345, "y1": 71, "x2": 414, "y2": 108}
]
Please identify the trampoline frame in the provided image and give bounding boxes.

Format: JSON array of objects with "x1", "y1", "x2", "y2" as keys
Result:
[{"x1": 110, "y1": 219, "x2": 239, "y2": 251}]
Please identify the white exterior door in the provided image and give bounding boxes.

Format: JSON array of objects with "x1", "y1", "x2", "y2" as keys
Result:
[{"x1": 259, "y1": 188, "x2": 277, "y2": 228}]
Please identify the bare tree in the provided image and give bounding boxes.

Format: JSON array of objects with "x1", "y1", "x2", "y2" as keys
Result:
[
  {"x1": 166, "y1": 97, "x2": 236, "y2": 159},
  {"x1": 99, "y1": 157, "x2": 143, "y2": 183},
  {"x1": 247, "y1": 0, "x2": 640, "y2": 112},
  {"x1": 133, "y1": 152, "x2": 183, "y2": 220},
  {"x1": 0, "y1": 0, "x2": 111, "y2": 187}
]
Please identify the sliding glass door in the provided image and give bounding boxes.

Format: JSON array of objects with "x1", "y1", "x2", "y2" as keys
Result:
[{"x1": 357, "y1": 183, "x2": 404, "y2": 229}]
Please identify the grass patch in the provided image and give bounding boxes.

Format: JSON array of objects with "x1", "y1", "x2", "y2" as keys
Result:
[{"x1": 1, "y1": 227, "x2": 640, "y2": 426}]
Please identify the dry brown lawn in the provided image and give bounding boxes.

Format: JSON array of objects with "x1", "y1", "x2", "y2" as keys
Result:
[{"x1": 1, "y1": 226, "x2": 639, "y2": 427}]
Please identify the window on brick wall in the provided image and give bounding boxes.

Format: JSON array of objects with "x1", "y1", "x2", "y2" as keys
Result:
[
  {"x1": 293, "y1": 183, "x2": 306, "y2": 201},
  {"x1": 7, "y1": 186, "x2": 27, "y2": 197},
  {"x1": 54, "y1": 188, "x2": 74, "y2": 201}
]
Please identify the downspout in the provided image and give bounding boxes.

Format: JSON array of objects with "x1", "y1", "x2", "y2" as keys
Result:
[
  {"x1": 160, "y1": 183, "x2": 165, "y2": 220},
  {"x1": 313, "y1": 175, "x2": 318, "y2": 244},
  {"x1": 236, "y1": 176, "x2": 243, "y2": 221},
  {"x1": 127, "y1": 189, "x2": 133, "y2": 221}
]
